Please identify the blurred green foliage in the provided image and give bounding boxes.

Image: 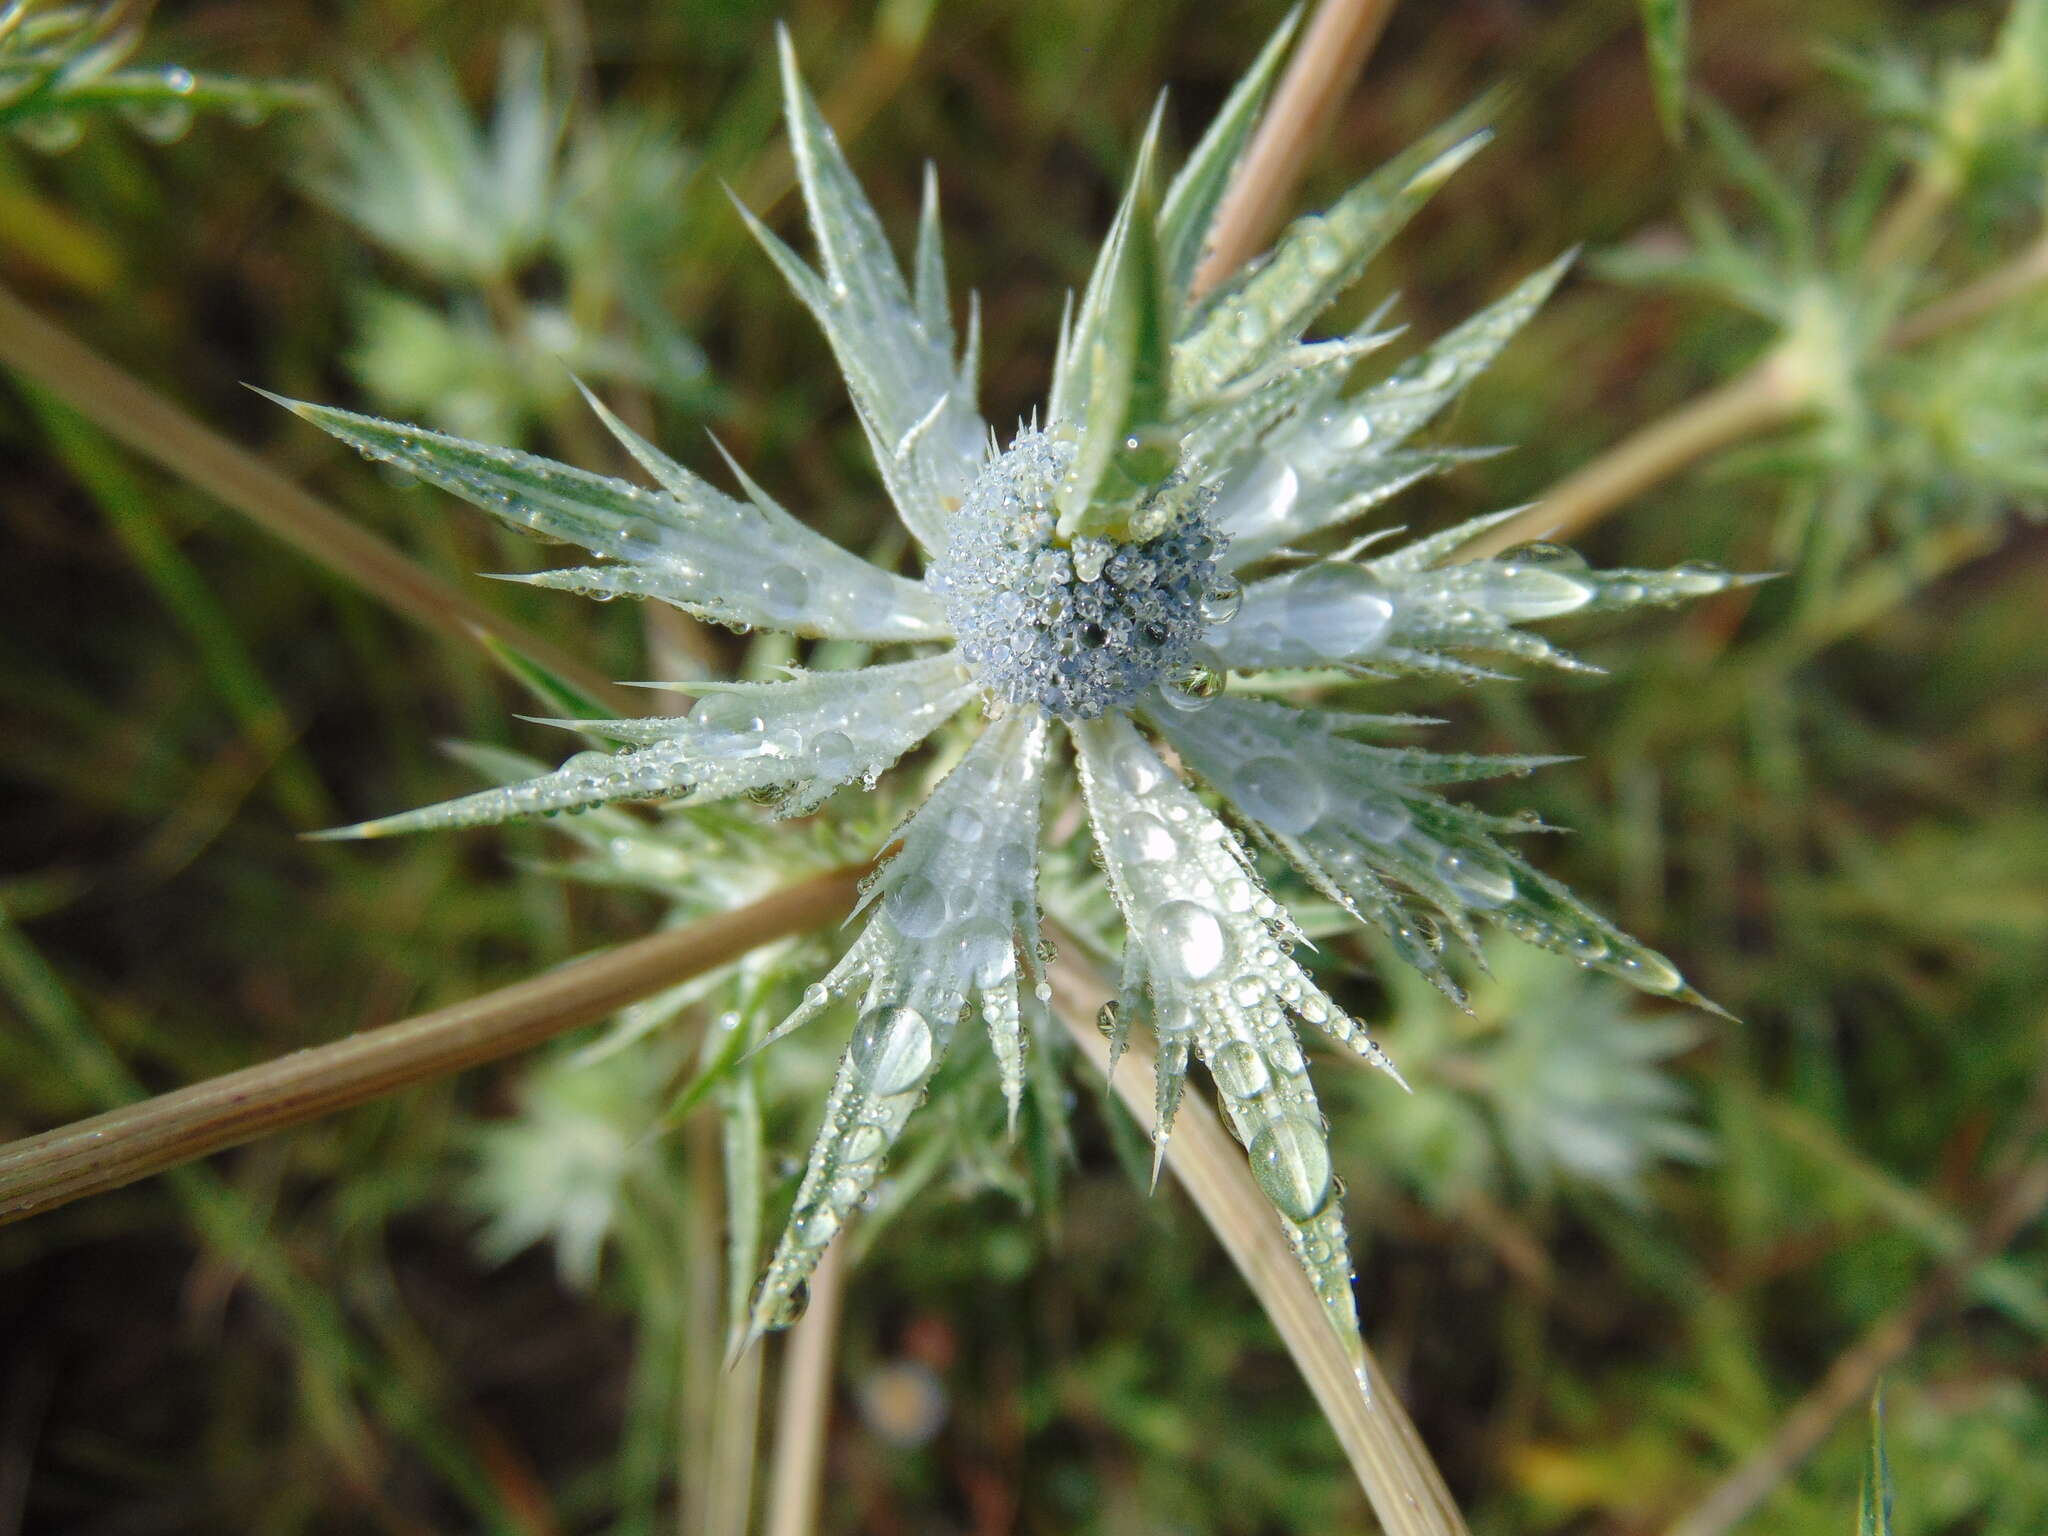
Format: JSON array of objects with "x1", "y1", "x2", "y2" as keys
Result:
[{"x1": 1, "y1": 1, "x2": 2044, "y2": 1533}]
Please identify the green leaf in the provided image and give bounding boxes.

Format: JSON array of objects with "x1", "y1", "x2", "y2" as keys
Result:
[
  {"x1": 1172, "y1": 109, "x2": 1491, "y2": 407},
  {"x1": 1859, "y1": 1387, "x2": 1895, "y2": 1536},
  {"x1": 1638, "y1": 0, "x2": 1690, "y2": 142},
  {"x1": 1055, "y1": 101, "x2": 1175, "y2": 533}
]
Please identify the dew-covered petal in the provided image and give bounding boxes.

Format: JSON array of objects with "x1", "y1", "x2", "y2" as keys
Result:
[
  {"x1": 268, "y1": 393, "x2": 945, "y2": 642},
  {"x1": 737, "y1": 33, "x2": 987, "y2": 554},
  {"x1": 1204, "y1": 257, "x2": 1569, "y2": 570},
  {"x1": 1212, "y1": 534, "x2": 1762, "y2": 676},
  {"x1": 1171, "y1": 115, "x2": 1489, "y2": 409},
  {"x1": 744, "y1": 715, "x2": 1051, "y2": 1344},
  {"x1": 314, "y1": 656, "x2": 975, "y2": 838},
  {"x1": 1149, "y1": 694, "x2": 1719, "y2": 1011},
  {"x1": 1072, "y1": 715, "x2": 1388, "y2": 1376}
]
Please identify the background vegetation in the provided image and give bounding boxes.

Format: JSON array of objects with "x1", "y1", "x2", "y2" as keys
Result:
[{"x1": 2, "y1": 0, "x2": 2044, "y2": 1532}]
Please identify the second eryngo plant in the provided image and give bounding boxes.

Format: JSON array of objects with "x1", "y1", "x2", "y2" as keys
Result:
[{"x1": 277, "y1": 22, "x2": 1748, "y2": 1382}]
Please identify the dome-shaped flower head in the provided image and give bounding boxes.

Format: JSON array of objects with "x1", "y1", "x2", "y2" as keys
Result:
[{"x1": 275, "y1": 20, "x2": 1749, "y2": 1385}]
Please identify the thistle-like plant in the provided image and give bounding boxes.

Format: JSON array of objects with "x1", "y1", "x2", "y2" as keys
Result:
[
  {"x1": 274, "y1": 23, "x2": 1752, "y2": 1382},
  {"x1": 309, "y1": 36, "x2": 704, "y2": 442},
  {"x1": 0, "y1": 0, "x2": 312, "y2": 151}
]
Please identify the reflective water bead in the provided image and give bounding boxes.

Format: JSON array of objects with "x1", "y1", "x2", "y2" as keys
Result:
[
  {"x1": 1159, "y1": 666, "x2": 1224, "y2": 712},
  {"x1": 1208, "y1": 1039, "x2": 1271, "y2": 1097},
  {"x1": 1353, "y1": 800, "x2": 1411, "y2": 845},
  {"x1": 1231, "y1": 755, "x2": 1327, "y2": 834},
  {"x1": 1114, "y1": 739, "x2": 1166, "y2": 794},
  {"x1": 886, "y1": 876, "x2": 951, "y2": 938},
  {"x1": 956, "y1": 921, "x2": 1016, "y2": 987},
  {"x1": 810, "y1": 729, "x2": 856, "y2": 779},
  {"x1": 1249, "y1": 1117, "x2": 1333, "y2": 1221},
  {"x1": 1200, "y1": 576, "x2": 1244, "y2": 625},
  {"x1": 849, "y1": 1007, "x2": 935, "y2": 1096},
  {"x1": 1432, "y1": 848, "x2": 1516, "y2": 908},
  {"x1": 1282, "y1": 563, "x2": 1395, "y2": 658},
  {"x1": 1121, "y1": 811, "x2": 1178, "y2": 863},
  {"x1": 1149, "y1": 900, "x2": 1228, "y2": 982}
]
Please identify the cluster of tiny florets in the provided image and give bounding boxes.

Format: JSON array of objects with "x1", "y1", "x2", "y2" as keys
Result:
[{"x1": 930, "y1": 429, "x2": 1224, "y2": 720}]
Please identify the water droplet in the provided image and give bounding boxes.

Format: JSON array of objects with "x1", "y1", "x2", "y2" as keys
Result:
[
  {"x1": 810, "y1": 729, "x2": 856, "y2": 778},
  {"x1": 1355, "y1": 800, "x2": 1410, "y2": 845},
  {"x1": 1616, "y1": 947, "x2": 1685, "y2": 993},
  {"x1": 1231, "y1": 755, "x2": 1326, "y2": 834},
  {"x1": 1095, "y1": 1001, "x2": 1119, "y2": 1036},
  {"x1": 1121, "y1": 811, "x2": 1178, "y2": 863},
  {"x1": 1200, "y1": 575, "x2": 1243, "y2": 625},
  {"x1": 1433, "y1": 848, "x2": 1516, "y2": 908},
  {"x1": 946, "y1": 806, "x2": 985, "y2": 843},
  {"x1": 1149, "y1": 900, "x2": 1228, "y2": 982},
  {"x1": 693, "y1": 693, "x2": 764, "y2": 737},
  {"x1": 1114, "y1": 739, "x2": 1166, "y2": 794},
  {"x1": 886, "y1": 877, "x2": 951, "y2": 938},
  {"x1": 1209, "y1": 1039, "x2": 1270, "y2": 1097},
  {"x1": 1282, "y1": 563, "x2": 1395, "y2": 659},
  {"x1": 1250, "y1": 1116, "x2": 1334, "y2": 1221},
  {"x1": 759, "y1": 563, "x2": 811, "y2": 621},
  {"x1": 1481, "y1": 563, "x2": 1593, "y2": 620},
  {"x1": 1159, "y1": 666, "x2": 1223, "y2": 712},
  {"x1": 1499, "y1": 541, "x2": 1587, "y2": 572},
  {"x1": 764, "y1": 1276, "x2": 811, "y2": 1328},
  {"x1": 956, "y1": 920, "x2": 1016, "y2": 987},
  {"x1": 849, "y1": 1007, "x2": 934, "y2": 1095},
  {"x1": 1034, "y1": 937, "x2": 1058, "y2": 965}
]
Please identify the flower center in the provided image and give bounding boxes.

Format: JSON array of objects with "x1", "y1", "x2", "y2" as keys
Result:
[{"x1": 930, "y1": 428, "x2": 1225, "y2": 721}]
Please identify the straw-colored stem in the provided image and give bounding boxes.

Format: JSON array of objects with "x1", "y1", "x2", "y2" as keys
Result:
[
  {"x1": 1887, "y1": 224, "x2": 2048, "y2": 349},
  {"x1": 0, "y1": 865, "x2": 866, "y2": 1223},
  {"x1": 1663, "y1": 1152, "x2": 2048, "y2": 1536},
  {"x1": 0, "y1": 279, "x2": 629, "y2": 712},
  {"x1": 1191, "y1": 0, "x2": 1401, "y2": 298},
  {"x1": 761, "y1": 1237, "x2": 849, "y2": 1536},
  {"x1": 1048, "y1": 949, "x2": 1469, "y2": 1536},
  {"x1": 1457, "y1": 344, "x2": 1813, "y2": 560},
  {"x1": 1464, "y1": 218, "x2": 2048, "y2": 560}
]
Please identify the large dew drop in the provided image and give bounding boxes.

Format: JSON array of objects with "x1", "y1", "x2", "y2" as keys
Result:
[
  {"x1": 1250, "y1": 1116, "x2": 1334, "y2": 1221},
  {"x1": 850, "y1": 1007, "x2": 935, "y2": 1096},
  {"x1": 759, "y1": 564, "x2": 812, "y2": 620},
  {"x1": 886, "y1": 876, "x2": 952, "y2": 938},
  {"x1": 1231, "y1": 755, "x2": 1326, "y2": 834},
  {"x1": 1282, "y1": 563, "x2": 1395, "y2": 659},
  {"x1": 1149, "y1": 899, "x2": 1228, "y2": 982}
]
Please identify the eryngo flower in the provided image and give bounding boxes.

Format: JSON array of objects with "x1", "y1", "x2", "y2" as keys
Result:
[{"x1": 274, "y1": 23, "x2": 1750, "y2": 1381}]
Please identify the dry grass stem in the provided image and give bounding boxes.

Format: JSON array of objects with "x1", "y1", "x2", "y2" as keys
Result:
[
  {"x1": 761, "y1": 1237, "x2": 850, "y2": 1536},
  {"x1": 1664, "y1": 1152, "x2": 2048, "y2": 1536},
  {"x1": 0, "y1": 865, "x2": 867, "y2": 1223},
  {"x1": 1048, "y1": 946, "x2": 1470, "y2": 1536},
  {"x1": 0, "y1": 280, "x2": 630, "y2": 712},
  {"x1": 1190, "y1": 0, "x2": 1401, "y2": 299},
  {"x1": 1464, "y1": 220, "x2": 2048, "y2": 560}
]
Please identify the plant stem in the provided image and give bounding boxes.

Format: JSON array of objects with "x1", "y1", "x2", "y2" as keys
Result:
[
  {"x1": 761, "y1": 1237, "x2": 849, "y2": 1536},
  {"x1": 1461, "y1": 220, "x2": 2048, "y2": 560},
  {"x1": 1191, "y1": 0, "x2": 1402, "y2": 298},
  {"x1": 1048, "y1": 948, "x2": 1470, "y2": 1536},
  {"x1": 1886, "y1": 224, "x2": 2048, "y2": 348},
  {"x1": 1663, "y1": 1153, "x2": 2048, "y2": 1536},
  {"x1": 1456, "y1": 344, "x2": 1813, "y2": 560},
  {"x1": 0, "y1": 279, "x2": 630, "y2": 712},
  {"x1": 0, "y1": 865, "x2": 866, "y2": 1224}
]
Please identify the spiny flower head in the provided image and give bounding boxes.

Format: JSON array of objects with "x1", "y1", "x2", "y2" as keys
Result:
[{"x1": 278, "y1": 20, "x2": 1752, "y2": 1385}]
